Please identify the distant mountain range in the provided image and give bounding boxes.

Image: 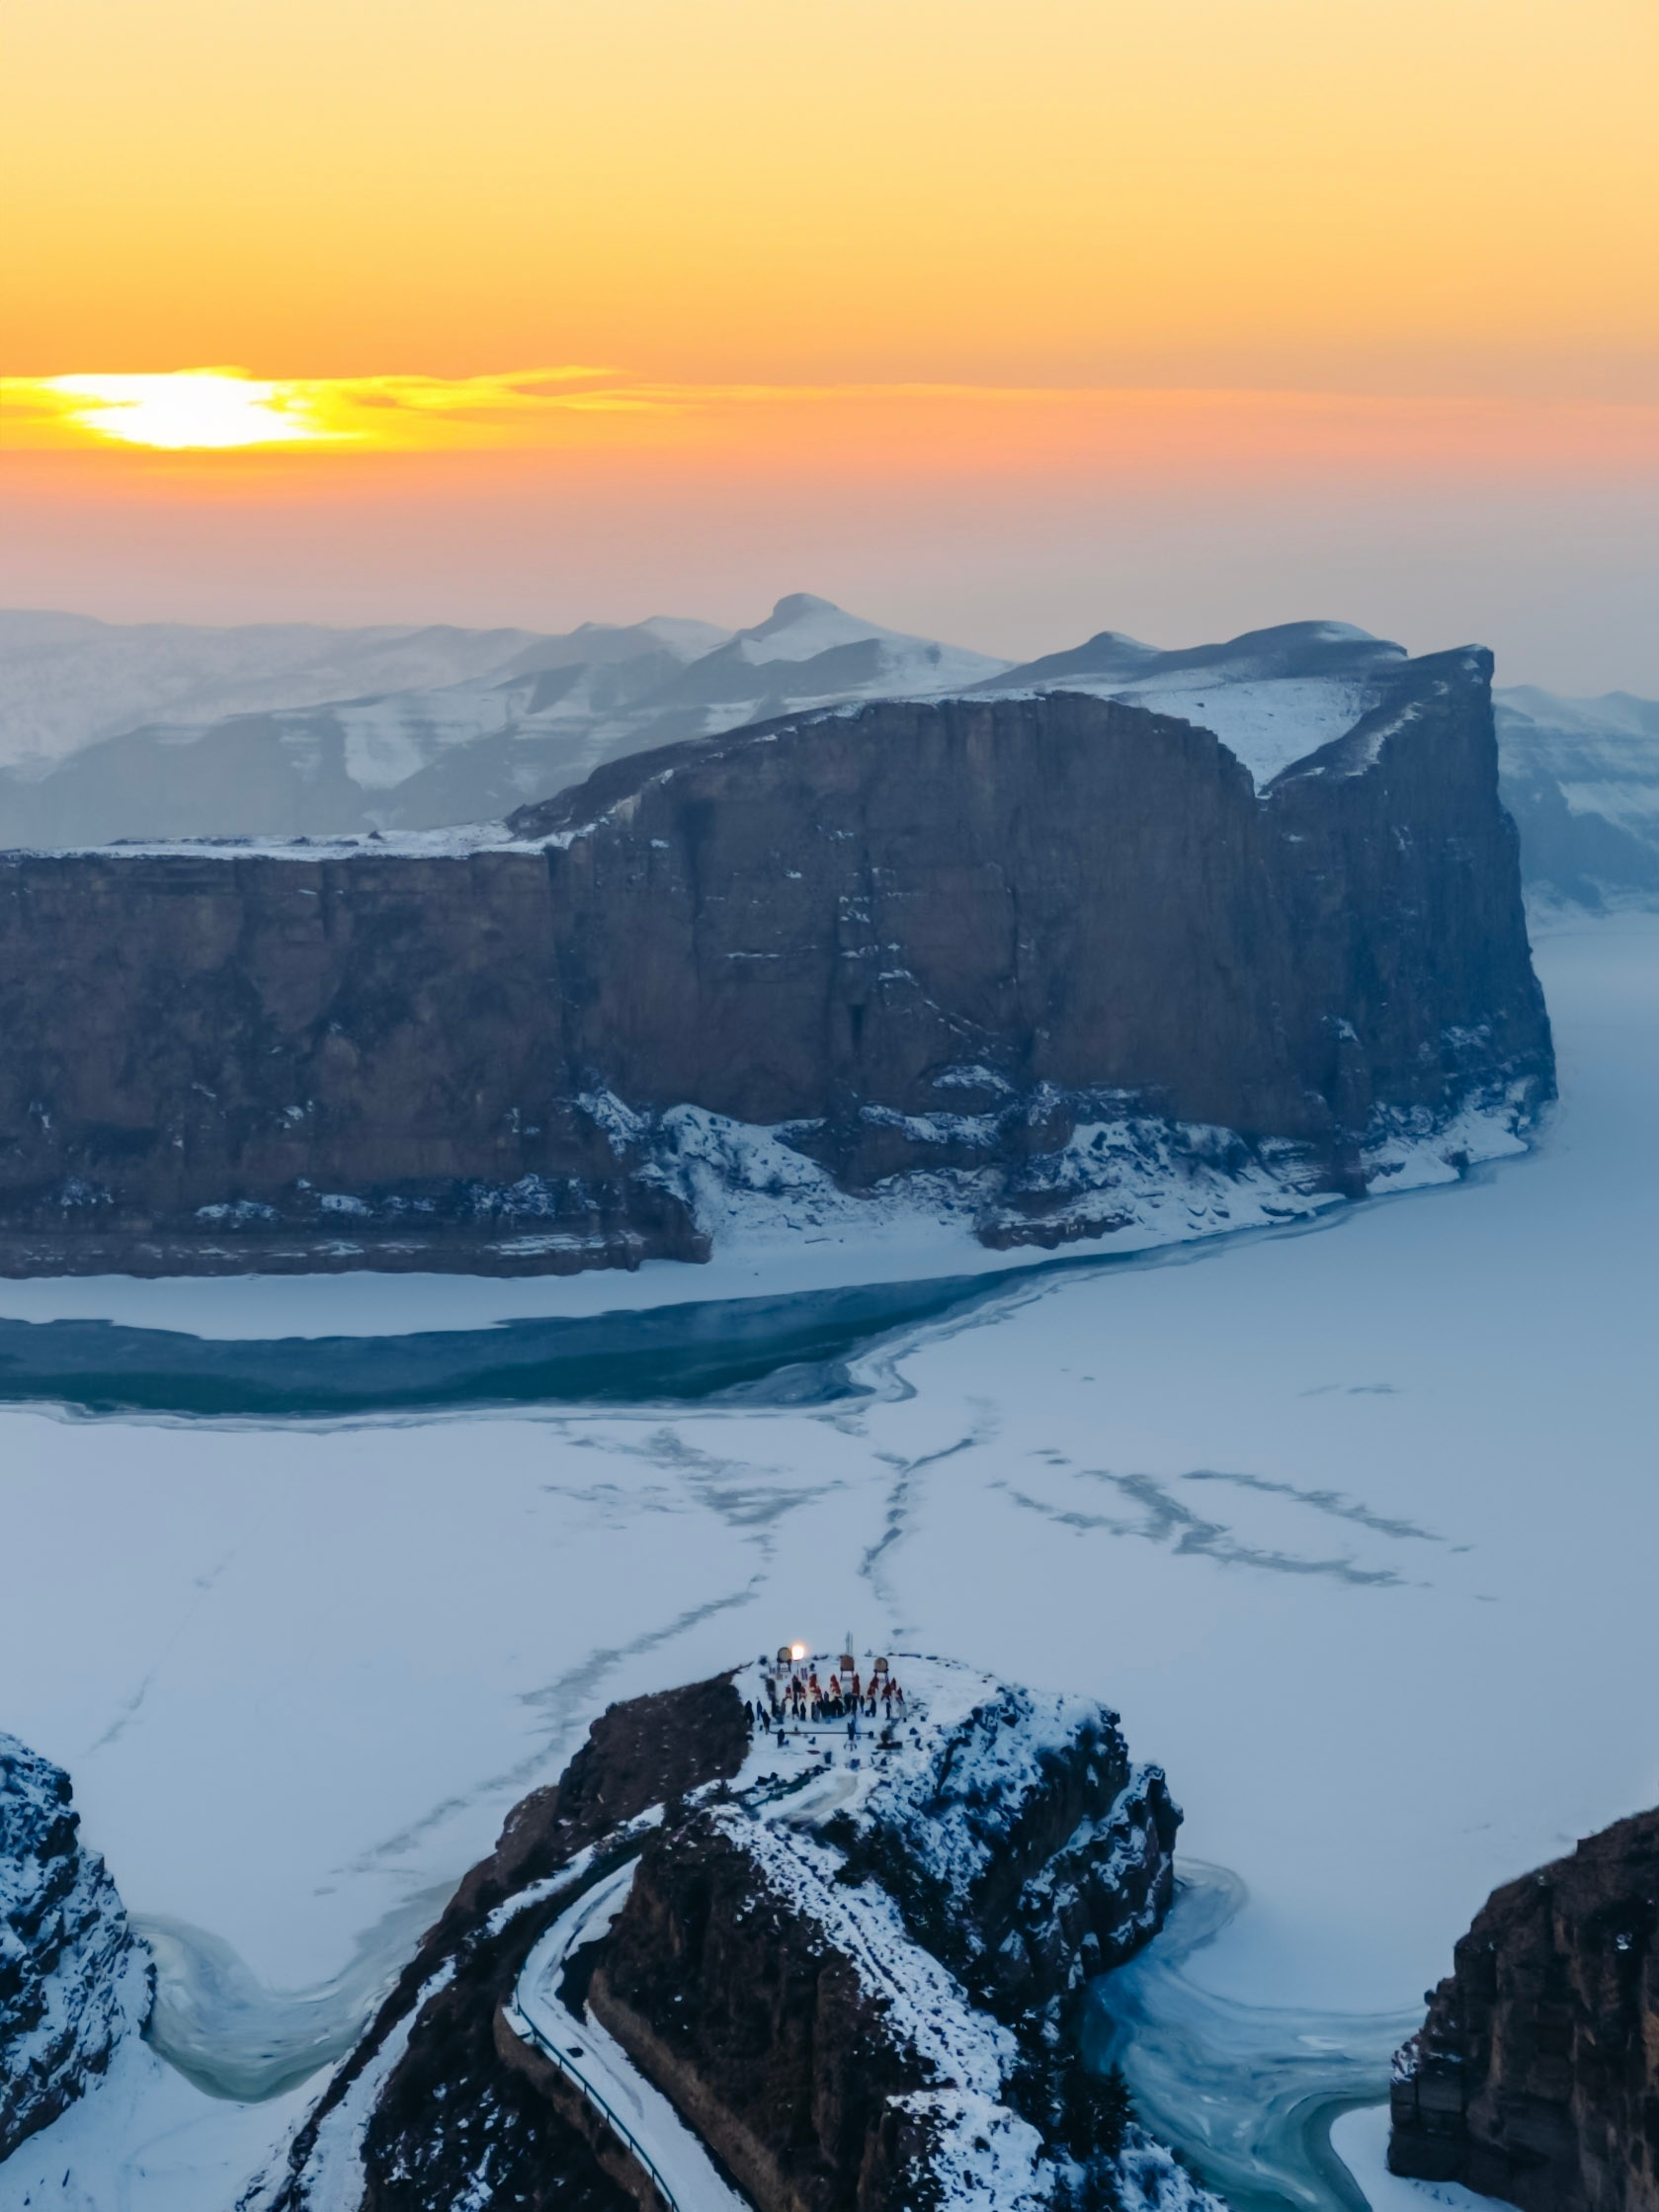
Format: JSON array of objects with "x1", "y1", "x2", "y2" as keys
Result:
[
  {"x1": 1, "y1": 596, "x2": 1653, "y2": 906},
  {"x1": 1491, "y1": 685, "x2": 1659, "y2": 908}
]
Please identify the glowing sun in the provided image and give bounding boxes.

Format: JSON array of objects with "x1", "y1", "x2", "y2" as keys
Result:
[{"x1": 42, "y1": 369, "x2": 337, "y2": 450}]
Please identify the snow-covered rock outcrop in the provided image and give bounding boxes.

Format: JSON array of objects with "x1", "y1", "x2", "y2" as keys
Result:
[
  {"x1": 253, "y1": 1661, "x2": 1222, "y2": 2211},
  {"x1": 0, "y1": 1731, "x2": 150, "y2": 2161},
  {"x1": 575, "y1": 1663, "x2": 1211, "y2": 2212},
  {"x1": 812, "y1": 1669, "x2": 1180, "y2": 2016},
  {"x1": 587, "y1": 1658, "x2": 1201, "y2": 2210}
]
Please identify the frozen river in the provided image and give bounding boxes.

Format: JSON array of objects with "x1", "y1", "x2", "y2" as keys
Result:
[{"x1": 2, "y1": 910, "x2": 1655, "y2": 2209}]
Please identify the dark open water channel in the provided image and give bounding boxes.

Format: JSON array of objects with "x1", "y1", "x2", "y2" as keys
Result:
[{"x1": 0, "y1": 1269, "x2": 1032, "y2": 1417}]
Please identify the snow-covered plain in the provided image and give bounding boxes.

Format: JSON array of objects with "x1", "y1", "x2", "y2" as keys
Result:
[{"x1": 1, "y1": 912, "x2": 1655, "y2": 2209}]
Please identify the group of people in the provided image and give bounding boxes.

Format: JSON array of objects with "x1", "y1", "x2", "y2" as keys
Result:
[{"x1": 751, "y1": 1660, "x2": 908, "y2": 1733}]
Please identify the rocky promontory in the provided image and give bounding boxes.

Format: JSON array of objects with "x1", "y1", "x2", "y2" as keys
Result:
[
  {"x1": 0, "y1": 651, "x2": 1551, "y2": 1274},
  {"x1": 0, "y1": 1731, "x2": 150, "y2": 2162},
  {"x1": 249, "y1": 1657, "x2": 1217, "y2": 2211},
  {"x1": 1389, "y1": 1805, "x2": 1659, "y2": 2209}
]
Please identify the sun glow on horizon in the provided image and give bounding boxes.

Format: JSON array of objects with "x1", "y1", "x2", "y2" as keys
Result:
[
  {"x1": 41, "y1": 370, "x2": 341, "y2": 450},
  {"x1": 6, "y1": 366, "x2": 686, "y2": 454},
  {"x1": 8, "y1": 369, "x2": 1657, "y2": 488}
]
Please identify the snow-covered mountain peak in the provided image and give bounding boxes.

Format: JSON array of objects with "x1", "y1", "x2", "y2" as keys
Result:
[
  {"x1": 635, "y1": 614, "x2": 735, "y2": 661},
  {"x1": 1497, "y1": 684, "x2": 1659, "y2": 740},
  {"x1": 731, "y1": 591, "x2": 1005, "y2": 684},
  {"x1": 740, "y1": 590, "x2": 848, "y2": 652},
  {"x1": 490, "y1": 614, "x2": 729, "y2": 681},
  {"x1": 980, "y1": 617, "x2": 1413, "y2": 788}
]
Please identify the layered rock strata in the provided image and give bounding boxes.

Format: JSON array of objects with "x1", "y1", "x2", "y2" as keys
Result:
[
  {"x1": 0, "y1": 655, "x2": 1551, "y2": 1274},
  {"x1": 1389, "y1": 1806, "x2": 1659, "y2": 2210},
  {"x1": 0, "y1": 1731, "x2": 150, "y2": 2161}
]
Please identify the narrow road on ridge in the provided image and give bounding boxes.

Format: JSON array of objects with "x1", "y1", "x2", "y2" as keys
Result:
[{"x1": 506, "y1": 1859, "x2": 751, "y2": 2212}]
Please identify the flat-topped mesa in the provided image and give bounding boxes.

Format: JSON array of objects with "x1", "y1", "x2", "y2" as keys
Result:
[
  {"x1": 0, "y1": 652, "x2": 1551, "y2": 1275},
  {"x1": 253, "y1": 1659, "x2": 1216, "y2": 2212}
]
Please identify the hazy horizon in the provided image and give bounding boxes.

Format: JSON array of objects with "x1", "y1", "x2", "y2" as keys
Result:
[{"x1": 3, "y1": 569, "x2": 1654, "y2": 707}]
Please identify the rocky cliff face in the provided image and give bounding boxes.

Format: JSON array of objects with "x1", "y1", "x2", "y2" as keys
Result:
[
  {"x1": 253, "y1": 1660, "x2": 1213, "y2": 2212},
  {"x1": 0, "y1": 653, "x2": 1551, "y2": 1274},
  {"x1": 580, "y1": 1663, "x2": 1192, "y2": 2212},
  {"x1": 1389, "y1": 1806, "x2": 1659, "y2": 2210},
  {"x1": 590, "y1": 1811, "x2": 955, "y2": 2212},
  {"x1": 0, "y1": 1731, "x2": 150, "y2": 2162},
  {"x1": 254, "y1": 1673, "x2": 750, "y2": 2212}
]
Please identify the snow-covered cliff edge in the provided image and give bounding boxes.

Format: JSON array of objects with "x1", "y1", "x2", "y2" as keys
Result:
[
  {"x1": 0, "y1": 1732, "x2": 150, "y2": 2162},
  {"x1": 251, "y1": 1660, "x2": 1220, "y2": 2212}
]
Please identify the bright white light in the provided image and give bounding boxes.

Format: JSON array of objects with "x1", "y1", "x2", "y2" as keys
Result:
[
  {"x1": 46, "y1": 371, "x2": 329, "y2": 451},
  {"x1": 789, "y1": 1642, "x2": 807, "y2": 1662}
]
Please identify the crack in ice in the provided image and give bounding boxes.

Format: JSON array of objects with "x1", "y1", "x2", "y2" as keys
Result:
[{"x1": 1000, "y1": 1473, "x2": 1410, "y2": 1588}]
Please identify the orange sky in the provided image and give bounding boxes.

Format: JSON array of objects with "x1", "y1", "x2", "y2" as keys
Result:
[
  {"x1": 5, "y1": 0, "x2": 1658, "y2": 389},
  {"x1": 2, "y1": 0, "x2": 1656, "y2": 683}
]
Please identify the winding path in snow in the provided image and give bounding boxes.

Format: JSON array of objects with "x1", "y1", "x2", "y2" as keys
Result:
[{"x1": 505, "y1": 1858, "x2": 751, "y2": 2212}]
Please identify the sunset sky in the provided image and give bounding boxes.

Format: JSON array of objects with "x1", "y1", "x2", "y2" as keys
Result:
[{"x1": 3, "y1": 0, "x2": 1656, "y2": 685}]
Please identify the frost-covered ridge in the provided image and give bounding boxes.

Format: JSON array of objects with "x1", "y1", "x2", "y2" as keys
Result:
[{"x1": 0, "y1": 1731, "x2": 151, "y2": 2161}]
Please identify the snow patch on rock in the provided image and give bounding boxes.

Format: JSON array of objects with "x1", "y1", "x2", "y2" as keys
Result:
[
  {"x1": 1112, "y1": 2124, "x2": 1228, "y2": 2210},
  {"x1": 1361, "y1": 1086, "x2": 1533, "y2": 1195},
  {"x1": 575, "y1": 1081, "x2": 1537, "y2": 1269},
  {"x1": 614, "y1": 1096, "x2": 1340, "y2": 1258},
  {"x1": 715, "y1": 1808, "x2": 1053, "y2": 2208}
]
